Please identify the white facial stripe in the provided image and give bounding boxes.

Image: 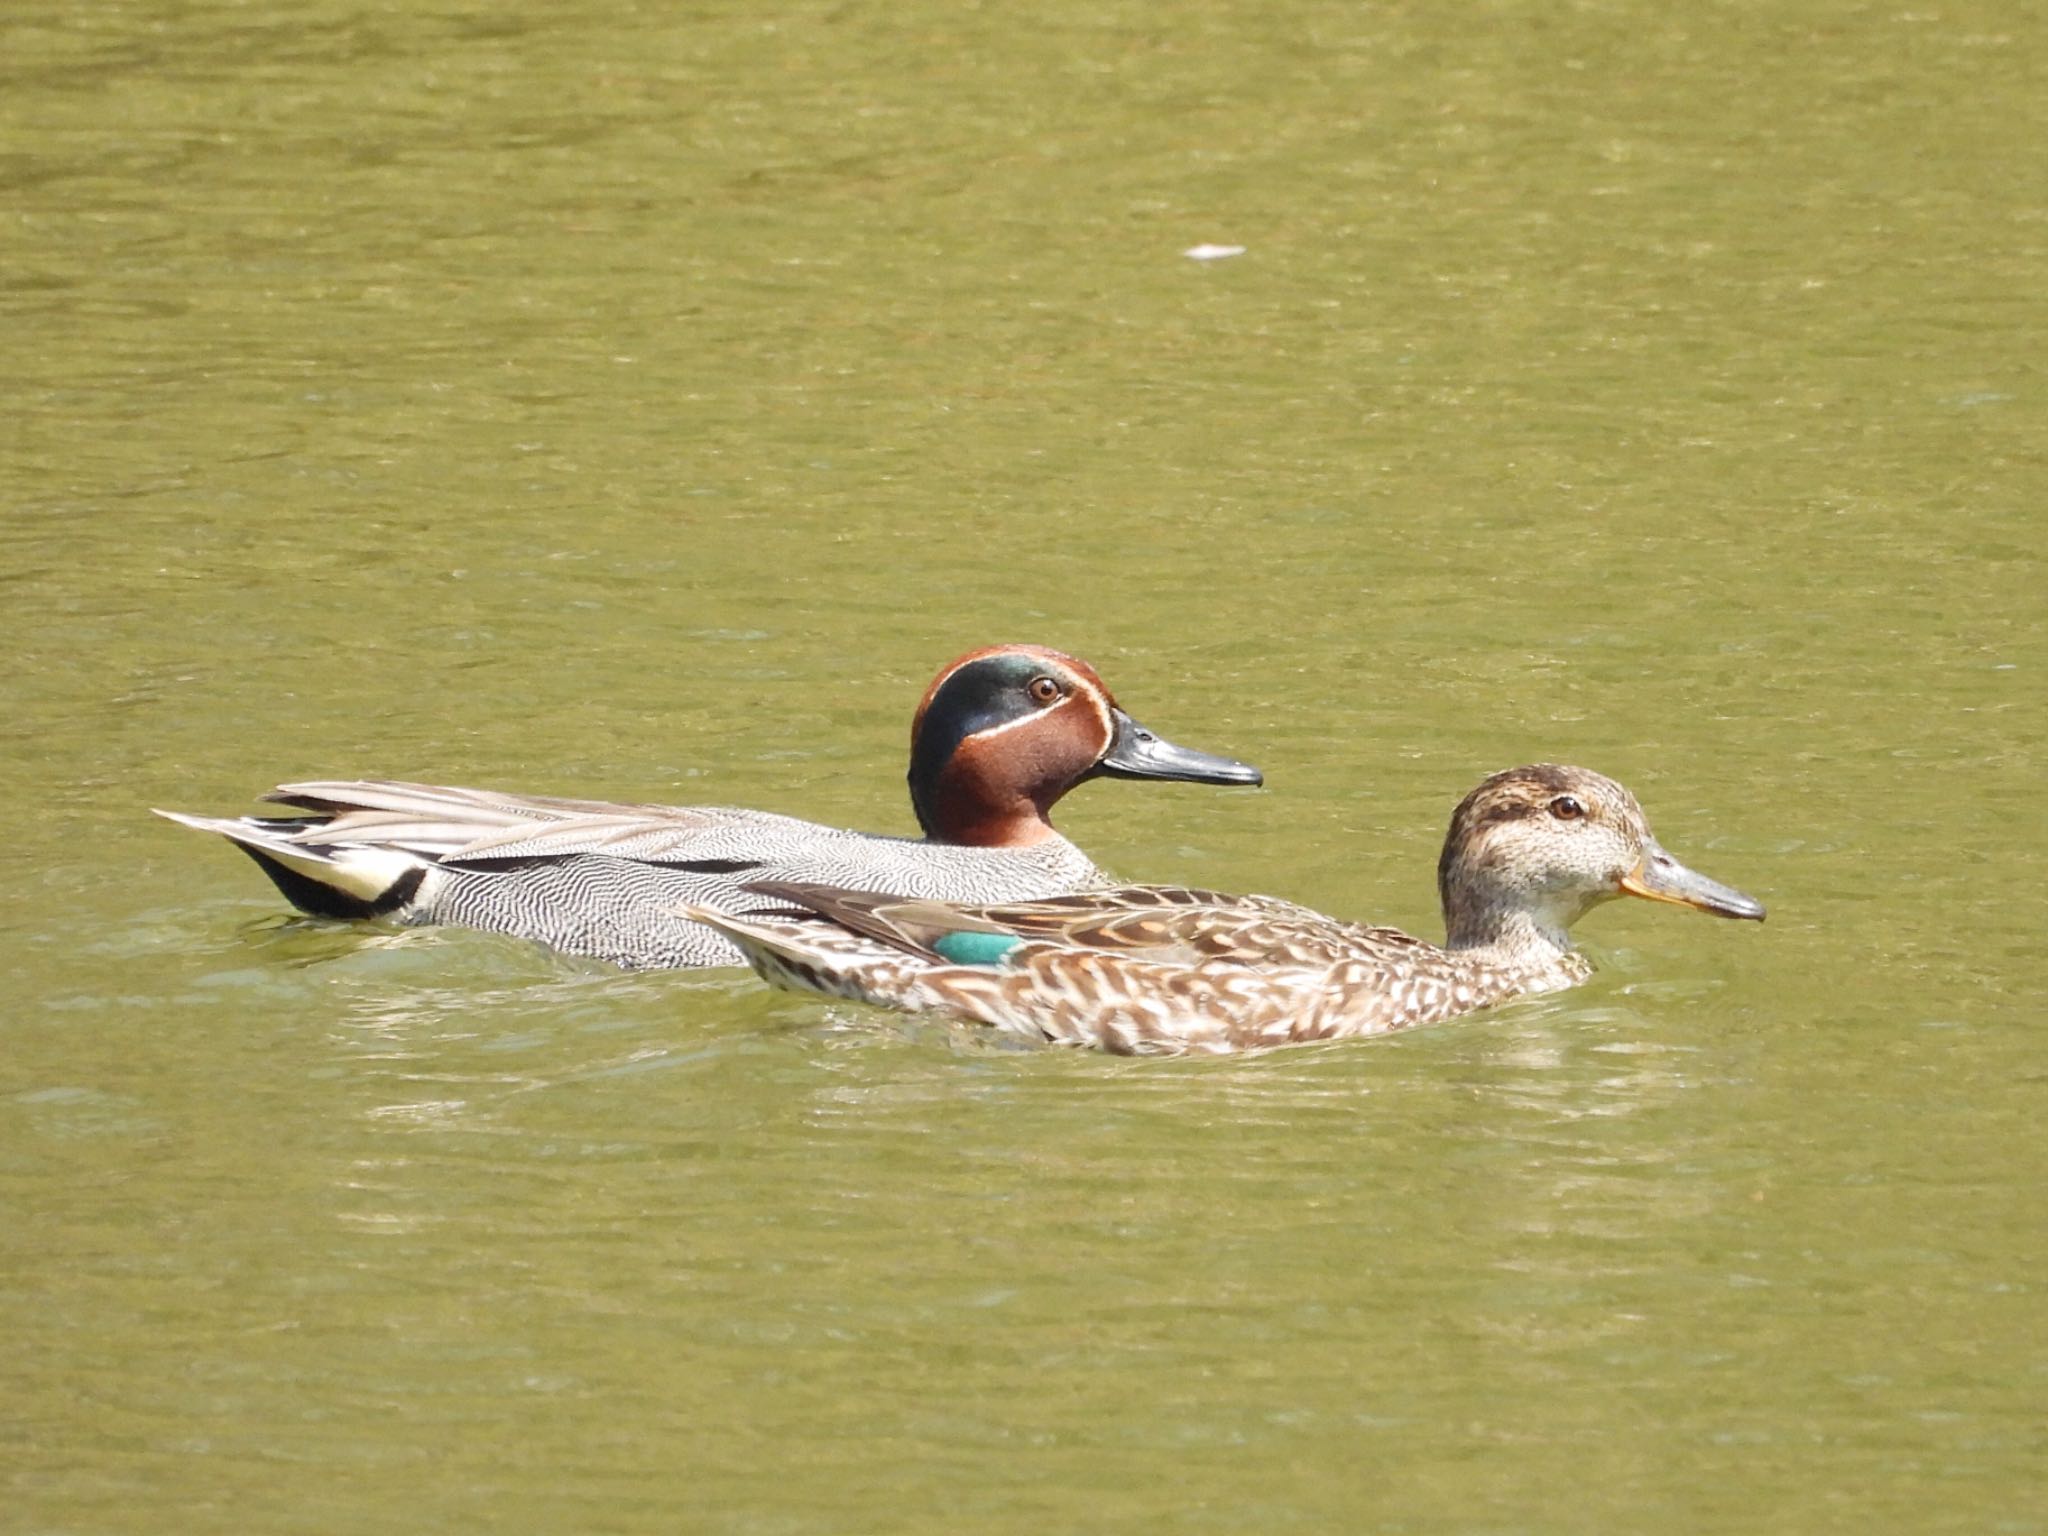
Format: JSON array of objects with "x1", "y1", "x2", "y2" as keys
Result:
[
  {"x1": 965, "y1": 705, "x2": 1055, "y2": 742},
  {"x1": 1076, "y1": 685, "x2": 1115, "y2": 756},
  {"x1": 958, "y1": 674, "x2": 1110, "y2": 754}
]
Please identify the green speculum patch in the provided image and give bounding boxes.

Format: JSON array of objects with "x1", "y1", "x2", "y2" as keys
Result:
[{"x1": 931, "y1": 930, "x2": 1027, "y2": 966}]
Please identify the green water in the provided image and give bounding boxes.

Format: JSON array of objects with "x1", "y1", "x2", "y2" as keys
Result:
[{"x1": 5, "y1": 0, "x2": 2043, "y2": 1529}]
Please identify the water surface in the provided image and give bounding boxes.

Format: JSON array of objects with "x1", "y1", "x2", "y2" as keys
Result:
[{"x1": 4, "y1": 0, "x2": 2043, "y2": 1530}]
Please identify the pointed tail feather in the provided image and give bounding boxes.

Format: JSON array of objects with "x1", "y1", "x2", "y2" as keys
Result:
[{"x1": 154, "y1": 808, "x2": 428, "y2": 920}]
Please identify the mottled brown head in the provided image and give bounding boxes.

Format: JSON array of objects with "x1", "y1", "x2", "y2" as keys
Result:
[
  {"x1": 906, "y1": 646, "x2": 1261, "y2": 847},
  {"x1": 1437, "y1": 764, "x2": 1764, "y2": 951}
]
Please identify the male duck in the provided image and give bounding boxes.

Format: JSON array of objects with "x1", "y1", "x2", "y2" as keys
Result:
[
  {"x1": 158, "y1": 645, "x2": 1262, "y2": 968},
  {"x1": 685, "y1": 764, "x2": 1765, "y2": 1054}
]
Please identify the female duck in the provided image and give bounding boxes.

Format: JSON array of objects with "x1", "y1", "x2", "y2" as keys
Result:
[
  {"x1": 158, "y1": 646, "x2": 1261, "y2": 968},
  {"x1": 688, "y1": 765, "x2": 1765, "y2": 1053}
]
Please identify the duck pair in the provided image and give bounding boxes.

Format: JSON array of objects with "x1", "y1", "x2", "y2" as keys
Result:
[{"x1": 164, "y1": 645, "x2": 1764, "y2": 1055}]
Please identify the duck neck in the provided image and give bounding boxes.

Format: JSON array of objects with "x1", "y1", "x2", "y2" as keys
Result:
[
  {"x1": 1442, "y1": 897, "x2": 1582, "y2": 978},
  {"x1": 909, "y1": 760, "x2": 1059, "y2": 848},
  {"x1": 924, "y1": 795, "x2": 1060, "y2": 848}
]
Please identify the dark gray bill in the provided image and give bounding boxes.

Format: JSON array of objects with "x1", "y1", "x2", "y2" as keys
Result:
[
  {"x1": 1093, "y1": 709, "x2": 1263, "y2": 787},
  {"x1": 1618, "y1": 838, "x2": 1766, "y2": 921}
]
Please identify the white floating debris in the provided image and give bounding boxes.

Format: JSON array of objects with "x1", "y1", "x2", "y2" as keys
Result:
[{"x1": 1183, "y1": 244, "x2": 1246, "y2": 261}]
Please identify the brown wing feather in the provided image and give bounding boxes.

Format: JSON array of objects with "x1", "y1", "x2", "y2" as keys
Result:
[
  {"x1": 744, "y1": 880, "x2": 1444, "y2": 972},
  {"x1": 738, "y1": 880, "x2": 1016, "y2": 962}
]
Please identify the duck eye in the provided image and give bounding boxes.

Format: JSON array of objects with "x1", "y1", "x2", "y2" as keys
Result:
[
  {"x1": 1027, "y1": 676, "x2": 1062, "y2": 705},
  {"x1": 1548, "y1": 795, "x2": 1586, "y2": 821}
]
